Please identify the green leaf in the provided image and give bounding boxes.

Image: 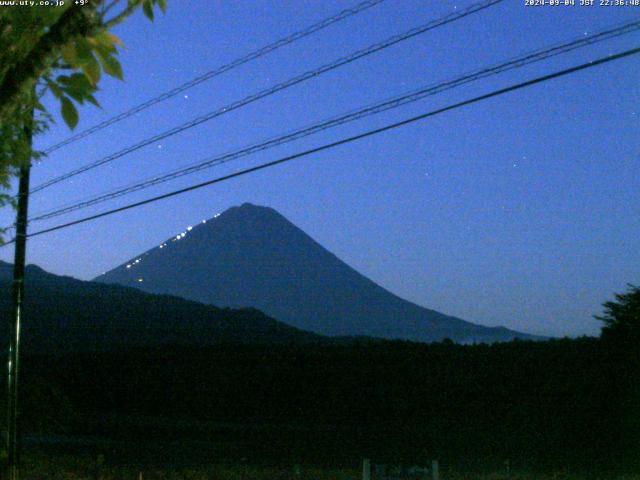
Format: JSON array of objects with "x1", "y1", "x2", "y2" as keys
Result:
[
  {"x1": 143, "y1": 0, "x2": 154, "y2": 20},
  {"x1": 56, "y1": 74, "x2": 71, "y2": 84},
  {"x1": 60, "y1": 42, "x2": 77, "y2": 65},
  {"x1": 74, "y1": 37, "x2": 94, "y2": 64},
  {"x1": 96, "y1": 52, "x2": 123, "y2": 80},
  {"x1": 56, "y1": 73, "x2": 98, "y2": 106},
  {"x1": 157, "y1": 0, "x2": 167, "y2": 13},
  {"x1": 81, "y1": 54, "x2": 101, "y2": 85},
  {"x1": 64, "y1": 73, "x2": 93, "y2": 92},
  {"x1": 106, "y1": 32, "x2": 124, "y2": 47},
  {"x1": 62, "y1": 88, "x2": 84, "y2": 104},
  {"x1": 85, "y1": 94, "x2": 100, "y2": 108},
  {"x1": 90, "y1": 35, "x2": 117, "y2": 56},
  {"x1": 46, "y1": 79, "x2": 63, "y2": 99},
  {"x1": 60, "y1": 96, "x2": 79, "y2": 129},
  {"x1": 94, "y1": 30, "x2": 122, "y2": 50}
]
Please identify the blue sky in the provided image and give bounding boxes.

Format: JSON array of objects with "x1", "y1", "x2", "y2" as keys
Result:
[{"x1": 2, "y1": 0, "x2": 638, "y2": 337}]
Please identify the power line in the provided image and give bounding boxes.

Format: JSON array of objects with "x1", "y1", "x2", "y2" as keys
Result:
[
  {"x1": 41, "y1": 0, "x2": 387, "y2": 155},
  {"x1": 31, "y1": 0, "x2": 503, "y2": 194},
  {"x1": 10, "y1": 46, "x2": 638, "y2": 244},
  {"x1": 27, "y1": 19, "x2": 640, "y2": 223}
]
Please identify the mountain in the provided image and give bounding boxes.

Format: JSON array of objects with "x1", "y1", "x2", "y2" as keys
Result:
[
  {"x1": 95, "y1": 203, "x2": 536, "y2": 343},
  {"x1": 0, "y1": 261, "x2": 324, "y2": 353}
]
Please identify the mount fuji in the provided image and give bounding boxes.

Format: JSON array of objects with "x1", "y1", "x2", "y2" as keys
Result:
[{"x1": 95, "y1": 203, "x2": 536, "y2": 343}]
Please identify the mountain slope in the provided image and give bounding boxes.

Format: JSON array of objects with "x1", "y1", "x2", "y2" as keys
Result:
[
  {"x1": 0, "y1": 261, "x2": 324, "y2": 353},
  {"x1": 95, "y1": 203, "x2": 535, "y2": 343}
]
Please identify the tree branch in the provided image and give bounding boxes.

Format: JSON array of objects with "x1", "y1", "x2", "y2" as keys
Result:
[
  {"x1": 104, "y1": 0, "x2": 141, "y2": 29},
  {"x1": 0, "y1": 3, "x2": 100, "y2": 122}
]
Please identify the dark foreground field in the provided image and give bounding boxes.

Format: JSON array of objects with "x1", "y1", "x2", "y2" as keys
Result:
[
  {"x1": 12, "y1": 337, "x2": 640, "y2": 478},
  {"x1": 14, "y1": 454, "x2": 640, "y2": 480}
]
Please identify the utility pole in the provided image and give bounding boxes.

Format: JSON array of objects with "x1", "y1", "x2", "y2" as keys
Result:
[{"x1": 5, "y1": 106, "x2": 33, "y2": 480}]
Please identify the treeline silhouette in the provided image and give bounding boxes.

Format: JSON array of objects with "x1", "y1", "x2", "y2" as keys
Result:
[{"x1": 21, "y1": 337, "x2": 639, "y2": 475}]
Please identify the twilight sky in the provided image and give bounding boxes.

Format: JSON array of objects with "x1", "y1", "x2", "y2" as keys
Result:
[{"x1": 2, "y1": 0, "x2": 638, "y2": 337}]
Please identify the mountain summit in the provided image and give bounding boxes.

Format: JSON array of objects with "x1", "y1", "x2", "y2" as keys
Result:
[{"x1": 95, "y1": 203, "x2": 534, "y2": 343}]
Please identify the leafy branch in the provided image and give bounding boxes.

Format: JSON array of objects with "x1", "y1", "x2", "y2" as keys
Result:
[{"x1": 0, "y1": 0, "x2": 167, "y2": 242}]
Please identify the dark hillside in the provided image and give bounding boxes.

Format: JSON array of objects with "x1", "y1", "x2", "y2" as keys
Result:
[{"x1": 0, "y1": 261, "x2": 324, "y2": 353}]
